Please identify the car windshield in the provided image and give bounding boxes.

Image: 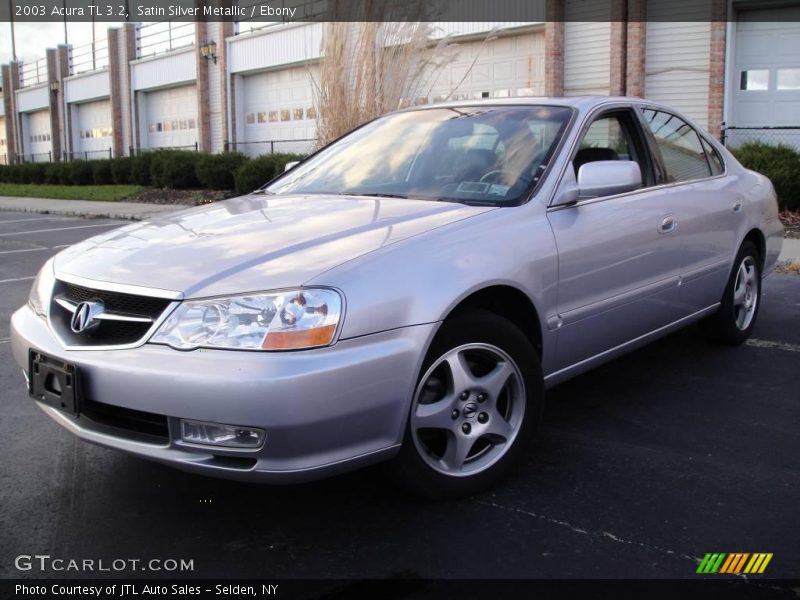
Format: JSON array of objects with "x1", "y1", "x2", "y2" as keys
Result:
[{"x1": 264, "y1": 105, "x2": 573, "y2": 205}]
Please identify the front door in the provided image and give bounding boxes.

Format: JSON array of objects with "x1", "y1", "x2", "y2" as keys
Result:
[{"x1": 547, "y1": 108, "x2": 685, "y2": 371}]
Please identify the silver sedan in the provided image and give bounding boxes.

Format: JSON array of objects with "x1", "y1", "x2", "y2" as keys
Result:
[{"x1": 11, "y1": 97, "x2": 783, "y2": 498}]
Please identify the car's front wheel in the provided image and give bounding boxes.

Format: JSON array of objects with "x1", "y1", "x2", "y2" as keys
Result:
[
  {"x1": 393, "y1": 310, "x2": 543, "y2": 499},
  {"x1": 703, "y1": 240, "x2": 762, "y2": 345}
]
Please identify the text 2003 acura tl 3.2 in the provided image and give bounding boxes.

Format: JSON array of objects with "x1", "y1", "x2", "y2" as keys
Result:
[{"x1": 12, "y1": 97, "x2": 783, "y2": 497}]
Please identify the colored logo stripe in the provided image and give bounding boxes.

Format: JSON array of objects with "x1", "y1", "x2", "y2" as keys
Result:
[
  {"x1": 697, "y1": 553, "x2": 726, "y2": 573},
  {"x1": 697, "y1": 553, "x2": 773, "y2": 574},
  {"x1": 744, "y1": 553, "x2": 773, "y2": 574}
]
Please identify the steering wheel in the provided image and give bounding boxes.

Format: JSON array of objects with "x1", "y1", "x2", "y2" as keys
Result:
[{"x1": 479, "y1": 169, "x2": 515, "y2": 184}]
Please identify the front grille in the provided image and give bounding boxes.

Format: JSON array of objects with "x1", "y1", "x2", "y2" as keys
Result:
[
  {"x1": 50, "y1": 280, "x2": 173, "y2": 347},
  {"x1": 81, "y1": 398, "x2": 169, "y2": 442}
]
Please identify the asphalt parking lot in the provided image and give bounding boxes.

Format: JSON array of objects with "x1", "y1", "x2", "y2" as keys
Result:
[{"x1": 0, "y1": 210, "x2": 798, "y2": 581}]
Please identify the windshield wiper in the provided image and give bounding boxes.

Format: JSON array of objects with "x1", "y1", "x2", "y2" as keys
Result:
[{"x1": 341, "y1": 192, "x2": 409, "y2": 199}]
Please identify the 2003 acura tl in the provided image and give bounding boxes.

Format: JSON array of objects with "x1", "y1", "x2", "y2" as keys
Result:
[{"x1": 11, "y1": 97, "x2": 783, "y2": 497}]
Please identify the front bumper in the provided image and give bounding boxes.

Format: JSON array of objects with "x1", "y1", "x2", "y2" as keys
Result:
[{"x1": 11, "y1": 305, "x2": 435, "y2": 482}]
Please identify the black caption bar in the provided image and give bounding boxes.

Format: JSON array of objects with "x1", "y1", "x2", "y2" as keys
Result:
[
  {"x1": 1, "y1": 0, "x2": 796, "y2": 23},
  {"x1": 3, "y1": 579, "x2": 800, "y2": 600}
]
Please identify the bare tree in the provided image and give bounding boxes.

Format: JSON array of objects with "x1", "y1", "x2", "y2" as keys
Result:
[{"x1": 312, "y1": 0, "x2": 458, "y2": 147}]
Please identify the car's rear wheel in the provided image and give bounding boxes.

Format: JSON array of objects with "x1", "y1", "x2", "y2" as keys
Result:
[
  {"x1": 392, "y1": 310, "x2": 543, "y2": 499},
  {"x1": 703, "y1": 241, "x2": 762, "y2": 345}
]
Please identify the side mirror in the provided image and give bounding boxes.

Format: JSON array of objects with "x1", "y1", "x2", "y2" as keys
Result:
[
  {"x1": 284, "y1": 161, "x2": 300, "y2": 172},
  {"x1": 576, "y1": 160, "x2": 642, "y2": 199}
]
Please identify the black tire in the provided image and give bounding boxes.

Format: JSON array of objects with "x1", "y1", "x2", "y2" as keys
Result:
[
  {"x1": 702, "y1": 241, "x2": 762, "y2": 345},
  {"x1": 392, "y1": 309, "x2": 544, "y2": 499}
]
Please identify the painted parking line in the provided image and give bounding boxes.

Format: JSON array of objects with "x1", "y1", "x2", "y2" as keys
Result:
[
  {"x1": 746, "y1": 338, "x2": 800, "y2": 353},
  {"x1": 0, "y1": 217, "x2": 70, "y2": 224},
  {"x1": 0, "y1": 223, "x2": 120, "y2": 237},
  {"x1": 0, "y1": 247, "x2": 50, "y2": 255},
  {"x1": 0, "y1": 276, "x2": 35, "y2": 284}
]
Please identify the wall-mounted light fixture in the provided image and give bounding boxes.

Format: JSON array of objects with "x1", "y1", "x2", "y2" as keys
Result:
[
  {"x1": 199, "y1": 41, "x2": 218, "y2": 65},
  {"x1": 49, "y1": 80, "x2": 59, "y2": 93}
]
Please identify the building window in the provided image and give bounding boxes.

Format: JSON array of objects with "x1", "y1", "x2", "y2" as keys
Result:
[
  {"x1": 246, "y1": 112, "x2": 255, "y2": 125},
  {"x1": 294, "y1": 108, "x2": 304, "y2": 120},
  {"x1": 280, "y1": 109, "x2": 291, "y2": 121},
  {"x1": 306, "y1": 106, "x2": 317, "y2": 120},
  {"x1": 740, "y1": 69, "x2": 769, "y2": 91},
  {"x1": 257, "y1": 112, "x2": 267, "y2": 123},
  {"x1": 269, "y1": 111, "x2": 279, "y2": 122},
  {"x1": 188, "y1": 118, "x2": 196, "y2": 129},
  {"x1": 777, "y1": 68, "x2": 800, "y2": 90}
]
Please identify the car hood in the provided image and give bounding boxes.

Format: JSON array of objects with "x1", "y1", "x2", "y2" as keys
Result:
[{"x1": 54, "y1": 194, "x2": 494, "y2": 297}]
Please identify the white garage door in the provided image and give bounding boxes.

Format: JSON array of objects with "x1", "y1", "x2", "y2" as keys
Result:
[
  {"x1": 74, "y1": 99, "x2": 113, "y2": 159},
  {"x1": 145, "y1": 85, "x2": 198, "y2": 150},
  {"x1": 241, "y1": 65, "x2": 317, "y2": 156},
  {"x1": 25, "y1": 110, "x2": 52, "y2": 162},
  {"x1": 428, "y1": 32, "x2": 545, "y2": 102},
  {"x1": 0, "y1": 117, "x2": 7, "y2": 164},
  {"x1": 731, "y1": 8, "x2": 800, "y2": 147}
]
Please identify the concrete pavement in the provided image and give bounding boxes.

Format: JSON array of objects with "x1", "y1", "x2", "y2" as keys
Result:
[
  {"x1": 0, "y1": 196, "x2": 180, "y2": 221},
  {"x1": 780, "y1": 238, "x2": 800, "y2": 262}
]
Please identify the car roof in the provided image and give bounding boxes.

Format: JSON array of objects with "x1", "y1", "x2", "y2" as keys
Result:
[{"x1": 397, "y1": 95, "x2": 666, "y2": 113}]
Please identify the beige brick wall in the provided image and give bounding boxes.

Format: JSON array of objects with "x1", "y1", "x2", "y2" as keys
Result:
[
  {"x1": 545, "y1": 0, "x2": 565, "y2": 97},
  {"x1": 708, "y1": 0, "x2": 727, "y2": 140}
]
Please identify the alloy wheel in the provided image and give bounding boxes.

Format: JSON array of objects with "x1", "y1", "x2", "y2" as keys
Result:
[{"x1": 410, "y1": 343, "x2": 526, "y2": 477}]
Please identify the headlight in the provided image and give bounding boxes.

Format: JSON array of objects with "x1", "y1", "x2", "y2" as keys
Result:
[
  {"x1": 28, "y1": 258, "x2": 56, "y2": 319},
  {"x1": 150, "y1": 288, "x2": 343, "y2": 351}
]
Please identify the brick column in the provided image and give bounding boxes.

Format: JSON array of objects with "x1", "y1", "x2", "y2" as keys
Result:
[
  {"x1": 108, "y1": 27, "x2": 123, "y2": 157},
  {"x1": 708, "y1": 0, "x2": 727, "y2": 141},
  {"x1": 55, "y1": 45, "x2": 70, "y2": 158},
  {"x1": 195, "y1": 21, "x2": 212, "y2": 152},
  {"x1": 609, "y1": 0, "x2": 627, "y2": 96},
  {"x1": 625, "y1": 0, "x2": 647, "y2": 98},
  {"x1": 218, "y1": 20, "x2": 233, "y2": 152},
  {"x1": 1, "y1": 63, "x2": 20, "y2": 164},
  {"x1": 545, "y1": 0, "x2": 565, "y2": 97},
  {"x1": 46, "y1": 48, "x2": 63, "y2": 161},
  {"x1": 120, "y1": 24, "x2": 137, "y2": 154}
]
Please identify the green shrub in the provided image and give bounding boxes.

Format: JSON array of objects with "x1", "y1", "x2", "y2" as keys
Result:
[
  {"x1": 731, "y1": 142, "x2": 800, "y2": 211},
  {"x1": 233, "y1": 153, "x2": 305, "y2": 195},
  {"x1": 12, "y1": 163, "x2": 48, "y2": 184},
  {"x1": 68, "y1": 160, "x2": 94, "y2": 185},
  {"x1": 270, "y1": 152, "x2": 305, "y2": 174},
  {"x1": 110, "y1": 157, "x2": 133, "y2": 184},
  {"x1": 130, "y1": 153, "x2": 155, "y2": 186},
  {"x1": 0, "y1": 164, "x2": 11, "y2": 183},
  {"x1": 92, "y1": 160, "x2": 114, "y2": 185},
  {"x1": 44, "y1": 163, "x2": 67, "y2": 185},
  {"x1": 150, "y1": 150, "x2": 202, "y2": 189},
  {"x1": 234, "y1": 155, "x2": 279, "y2": 194},
  {"x1": 195, "y1": 152, "x2": 249, "y2": 190}
]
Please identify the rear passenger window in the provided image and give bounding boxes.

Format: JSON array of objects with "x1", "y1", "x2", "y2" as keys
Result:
[
  {"x1": 641, "y1": 109, "x2": 712, "y2": 182},
  {"x1": 700, "y1": 137, "x2": 724, "y2": 175}
]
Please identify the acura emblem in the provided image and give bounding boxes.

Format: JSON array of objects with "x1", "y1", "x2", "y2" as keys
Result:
[{"x1": 70, "y1": 301, "x2": 104, "y2": 334}]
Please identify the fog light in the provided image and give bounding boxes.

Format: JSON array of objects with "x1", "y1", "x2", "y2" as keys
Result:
[{"x1": 180, "y1": 419, "x2": 266, "y2": 448}]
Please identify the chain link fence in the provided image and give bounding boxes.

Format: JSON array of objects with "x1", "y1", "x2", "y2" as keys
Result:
[
  {"x1": 64, "y1": 149, "x2": 113, "y2": 161},
  {"x1": 722, "y1": 126, "x2": 800, "y2": 150},
  {"x1": 129, "y1": 143, "x2": 199, "y2": 155},
  {"x1": 225, "y1": 139, "x2": 317, "y2": 156},
  {"x1": 16, "y1": 152, "x2": 52, "y2": 163}
]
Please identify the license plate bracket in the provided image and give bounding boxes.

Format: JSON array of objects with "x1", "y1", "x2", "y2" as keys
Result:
[{"x1": 28, "y1": 350, "x2": 80, "y2": 416}]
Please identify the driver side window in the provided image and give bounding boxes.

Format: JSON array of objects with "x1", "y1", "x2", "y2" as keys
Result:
[{"x1": 574, "y1": 115, "x2": 635, "y2": 176}]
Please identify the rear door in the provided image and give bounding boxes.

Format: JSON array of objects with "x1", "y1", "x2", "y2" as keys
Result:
[
  {"x1": 638, "y1": 107, "x2": 742, "y2": 313},
  {"x1": 547, "y1": 106, "x2": 685, "y2": 371}
]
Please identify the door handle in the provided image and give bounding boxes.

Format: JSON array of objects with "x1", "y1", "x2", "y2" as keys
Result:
[
  {"x1": 659, "y1": 216, "x2": 676, "y2": 233},
  {"x1": 732, "y1": 200, "x2": 743, "y2": 214}
]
